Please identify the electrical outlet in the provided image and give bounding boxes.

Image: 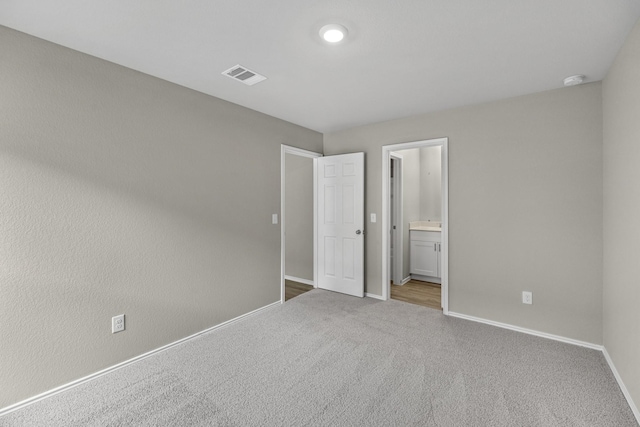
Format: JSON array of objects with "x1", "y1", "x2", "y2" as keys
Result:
[
  {"x1": 522, "y1": 291, "x2": 533, "y2": 305},
  {"x1": 112, "y1": 314, "x2": 125, "y2": 333}
]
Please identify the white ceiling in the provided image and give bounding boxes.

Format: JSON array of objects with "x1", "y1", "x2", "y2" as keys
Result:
[{"x1": 2, "y1": 1, "x2": 639, "y2": 133}]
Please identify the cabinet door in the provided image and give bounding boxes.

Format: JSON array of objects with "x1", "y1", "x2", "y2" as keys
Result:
[{"x1": 410, "y1": 240, "x2": 439, "y2": 277}]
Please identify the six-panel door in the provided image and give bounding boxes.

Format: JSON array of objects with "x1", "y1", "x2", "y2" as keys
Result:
[{"x1": 316, "y1": 153, "x2": 364, "y2": 297}]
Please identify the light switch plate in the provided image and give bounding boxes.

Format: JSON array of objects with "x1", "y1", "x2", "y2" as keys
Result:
[
  {"x1": 272, "y1": 214, "x2": 278, "y2": 225},
  {"x1": 370, "y1": 213, "x2": 377, "y2": 223}
]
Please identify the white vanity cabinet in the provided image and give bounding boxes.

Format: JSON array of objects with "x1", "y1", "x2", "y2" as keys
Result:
[{"x1": 410, "y1": 230, "x2": 441, "y2": 281}]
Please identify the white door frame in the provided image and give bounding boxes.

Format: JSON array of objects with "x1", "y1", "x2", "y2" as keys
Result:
[
  {"x1": 390, "y1": 152, "x2": 404, "y2": 285},
  {"x1": 280, "y1": 145, "x2": 323, "y2": 304},
  {"x1": 381, "y1": 138, "x2": 449, "y2": 313}
]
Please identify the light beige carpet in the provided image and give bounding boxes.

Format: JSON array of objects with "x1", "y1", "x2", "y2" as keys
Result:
[{"x1": 1, "y1": 289, "x2": 637, "y2": 426}]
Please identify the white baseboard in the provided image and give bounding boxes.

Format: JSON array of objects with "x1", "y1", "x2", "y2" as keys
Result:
[
  {"x1": 392, "y1": 276, "x2": 411, "y2": 286},
  {"x1": 365, "y1": 292, "x2": 385, "y2": 301},
  {"x1": 5, "y1": 301, "x2": 636, "y2": 425},
  {"x1": 447, "y1": 311, "x2": 602, "y2": 351},
  {"x1": 0, "y1": 301, "x2": 281, "y2": 418},
  {"x1": 602, "y1": 347, "x2": 640, "y2": 423},
  {"x1": 446, "y1": 312, "x2": 638, "y2": 423},
  {"x1": 284, "y1": 275, "x2": 314, "y2": 286},
  {"x1": 410, "y1": 274, "x2": 441, "y2": 284}
]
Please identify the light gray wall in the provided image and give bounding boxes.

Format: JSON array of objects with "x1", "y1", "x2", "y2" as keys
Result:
[
  {"x1": 419, "y1": 146, "x2": 442, "y2": 221},
  {"x1": 603, "y1": 18, "x2": 640, "y2": 412},
  {"x1": 0, "y1": 26, "x2": 322, "y2": 408},
  {"x1": 324, "y1": 83, "x2": 603, "y2": 344},
  {"x1": 284, "y1": 153, "x2": 314, "y2": 281}
]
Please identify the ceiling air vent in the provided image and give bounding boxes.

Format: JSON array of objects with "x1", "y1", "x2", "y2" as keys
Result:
[{"x1": 222, "y1": 64, "x2": 267, "y2": 86}]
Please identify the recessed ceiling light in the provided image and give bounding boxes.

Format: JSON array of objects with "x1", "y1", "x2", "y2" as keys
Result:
[
  {"x1": 563, "y1": 75, "x2": 586, "y2": 86},
  {"x1": 319, "y1": 24, "x2": 348, "y2": 43}
]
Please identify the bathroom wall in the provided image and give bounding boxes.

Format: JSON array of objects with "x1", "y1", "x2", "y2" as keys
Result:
[{"x1": 419, "y1": 146, "x2": 442, "y2": 221}]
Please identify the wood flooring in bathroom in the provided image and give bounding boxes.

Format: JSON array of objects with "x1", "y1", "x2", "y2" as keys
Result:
[{"x1": 391, "y1": 280, "x2": 442, "y2": 310}]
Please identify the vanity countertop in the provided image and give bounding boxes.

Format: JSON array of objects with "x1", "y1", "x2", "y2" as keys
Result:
[{"x1": 409, "y1": 221, "x2": 441, "y2": 232}]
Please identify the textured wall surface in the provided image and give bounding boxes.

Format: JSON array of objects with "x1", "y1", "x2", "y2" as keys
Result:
[
  {"x1": 324, "y1": 84, "x2": 603, "y2": 344},
  {"x1": 0, "y1": 26, "x2": 322, "y2": 408},
  {"x1": 284, "y1": 153, "x2": 314, "y2": 281},
  {"x1": 603, "y1": 17, "x2": 640, "y2": 413}
]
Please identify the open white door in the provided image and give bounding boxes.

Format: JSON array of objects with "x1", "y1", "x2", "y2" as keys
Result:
[{"x1": 316, "y1": 153, "x2": 365, "y2": 297}]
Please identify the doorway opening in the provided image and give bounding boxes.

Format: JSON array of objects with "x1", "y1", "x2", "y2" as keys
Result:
[
  {"x1": 280, "y1": 145, "x2": 322, "y2": 303},
  {"x1": 389, "y1": 153, "x2": 404, "y2": 286},
  {"x1": 382, "y1": 138, "x2": 449, "y2": 313}
]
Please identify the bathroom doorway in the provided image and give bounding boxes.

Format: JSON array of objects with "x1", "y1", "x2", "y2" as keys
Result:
[{"x1": 381, "y1": 138, "x2": 449, "y2": 313}]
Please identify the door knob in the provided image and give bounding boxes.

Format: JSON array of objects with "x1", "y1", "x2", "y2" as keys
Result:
[{"x1": 356, "y1": 230, "x2": 362, "y2": 235}]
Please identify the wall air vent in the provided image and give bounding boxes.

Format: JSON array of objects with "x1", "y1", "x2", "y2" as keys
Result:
[{"x1": 221, "y1": 64, "x2": 267, "y2": 86}]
